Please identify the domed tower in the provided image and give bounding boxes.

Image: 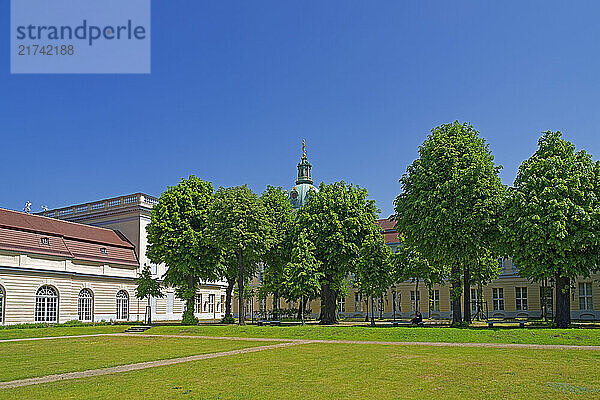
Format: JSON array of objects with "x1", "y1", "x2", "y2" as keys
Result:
[{"x1": 289, "y1": 140, "x2": 318, "y2": 209}]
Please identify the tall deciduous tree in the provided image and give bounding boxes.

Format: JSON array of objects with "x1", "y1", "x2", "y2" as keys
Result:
[
  {"x1": 282, "y1": 231, "x2": 323, "y2": 325},
  {"x1": 503, "y1": 131, "x2": 600, "y2": 328},
  {"x1": 297, "y1": 181, "x2": 379, "y2": 324},
  {"x1": 210, "y1": 185, "x2": 273, "y2": 325},
  {"x1": 260, "y1": 186, "x2": 294, "y2": 319},
  {"x1": 355, "y1": 233, "x2": 394, "y2": 326},
  {"x1": 395, "y1": 121, "x2": 505, "y2": 325},
  {"x1": 146, "y1": 176, "x2": 220, "y2": 325},
  {"x1": 135, "y1": 264, "x2": 164, "y2": 325}
]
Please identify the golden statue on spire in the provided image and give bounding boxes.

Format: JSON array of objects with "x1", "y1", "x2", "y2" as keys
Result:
[{"x1": 302, "y1": 139, "x2": 306, "y2": 158}]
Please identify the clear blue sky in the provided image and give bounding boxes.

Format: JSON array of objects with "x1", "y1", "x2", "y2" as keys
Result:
[{"x1": 2, "y1": 1, "x2": 600, "y2": 217}]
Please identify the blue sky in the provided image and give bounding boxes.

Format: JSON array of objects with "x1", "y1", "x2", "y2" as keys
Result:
[{"x1": 2, "y1": 1, "x2": 600, "y2": 217}]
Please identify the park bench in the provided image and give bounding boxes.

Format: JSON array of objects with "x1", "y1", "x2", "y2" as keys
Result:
[
  {"x1": 487, "y1": 320, "x2": 525, "y2": 328},
  {"x1": 257, "y1": 320, "x2": 282, "y2": 326},
  {"x1": 391, "y1": 321, "x2": 424, "y2": 327}
]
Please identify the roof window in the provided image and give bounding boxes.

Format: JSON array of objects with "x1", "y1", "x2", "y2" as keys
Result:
[
  {"x1": 100, "y1": 247, "x2": 107, "y2": 255},
  {"x1": 40, "y1": 237, "x2": 49, "y2": 245}
]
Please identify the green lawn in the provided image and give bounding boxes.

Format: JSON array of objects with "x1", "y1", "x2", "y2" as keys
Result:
[
  {"x1": 0, "y1": 335, "x2": 272, "y2": 382},
  {"x1": 1, "y1": 342, "x2": 598, "y2": 399},
  {"x1": 147, "y1": 324, "x2": 600, "y2": 346},
  {"x1": 0, "y1": 325, "x2": 129, "y2": 340}
]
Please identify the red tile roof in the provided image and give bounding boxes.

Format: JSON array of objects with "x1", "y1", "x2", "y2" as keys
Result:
[
  {"x1": 0, "y1": 208, "x2": 138, "y2": 267},
  {"x1": 376, "y1": 217, "x2": 400, "y2": 244}
]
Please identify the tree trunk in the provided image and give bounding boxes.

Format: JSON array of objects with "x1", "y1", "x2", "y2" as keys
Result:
[
  {"x1": 301, "y1": 296, "x2": 305, "y2": 325},
  {"x1": 297, "y1": 298, "x2": 303, "y2": 320},
  {"x1": 370, "y1": 297, "x2": 375, "y2": 327},
  {"x1": 186, "y1": 274, "x2": 195, "y2": 315},
  {"x1": 319, "y1": 278, "x2": 337, "y2": 324},
  {"x1": 451, "y1": 266, "x2": 462, "y2": 325},
  {"x1": 415, "y1": 279, "x2": 420, "y2": 312},
  {"x1": 463, "y1": 265, "x2": 471, "y2": 324},
  {"x1": 365, "y1": 298, "x2": 369, "y2": 322},
  {"x1": 225, "y1": 278, "x2": 234, "y2": 319},
  {"x1": 273, "y1": 290, "x2": 279, "y2": 320},
  {"x1": 237, "y1": 249, "x2": 245, "y2": 325},
  {"x1": 555, "y1": 273, "x2": 571, "y2": 328}
]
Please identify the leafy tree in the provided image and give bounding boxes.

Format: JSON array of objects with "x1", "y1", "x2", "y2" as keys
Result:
[
  {"x1": 282, "y1": 231, "x2": 323, "y2": 324},
  {"x1": 260, "y1": 186, "x2": 295, "y2": 319},
  {"x1": 210, "y1": 185, "x2": 273, "y2": 325},
  {"x1": 297, "y1": 181, "x2": 379, "y2": 324},
  {"x1": 146, "y1": 176, "x2": 220, "y2": 325},
  {"x1": 394, "y1": 121, "x2": 505, "y2": 324},
  {"x1": 394, "y1": 237, "x2": 445, "y2": 315},
  {"x1": 135, "y1": 264, "x2": 165, "y2": 325},
  {"x1": 355, "y1": 233, "x2": 394, "y2": 326},
  {"x1": 503, "y1": 131, "x2": 600, "y2": 328}
]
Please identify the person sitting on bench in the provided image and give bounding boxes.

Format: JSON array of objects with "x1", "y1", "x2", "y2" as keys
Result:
[{"x1": 410, "y1": 311, "x2": 423, "y2": 325}]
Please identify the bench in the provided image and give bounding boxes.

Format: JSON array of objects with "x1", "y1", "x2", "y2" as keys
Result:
[
  {"x1": 257, "y1": 320, "x2": 281, "y2": 326},
  {"x1": 392, "y1": 321, "x2": 424, "y2": 327},
  {"x1": 487, "y1": 320, "x2": 525, "y2": 328}
]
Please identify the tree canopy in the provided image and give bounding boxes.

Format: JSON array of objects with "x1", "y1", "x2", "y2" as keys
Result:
[
  {"x1": 296, "y1": 181, "x2": 380, "y2": 324},
  {"x1": 394, "y1": 121, "x2": 505, "y2": 324},
  {"x1": 503, "y1": 131, "x2": 600, "y2": 327},
  {"x1": 210, "y1": 185, "x2": 273, "y2": 325},
  {"x1": 146, "y1": 175, "x2": 220, "y2": 325}
]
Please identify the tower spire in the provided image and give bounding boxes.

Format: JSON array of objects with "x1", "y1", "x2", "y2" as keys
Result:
[
  {"x1": 296, "y1": 139, "x2": 313, "y2": 185},
  {"x1": 303, "y1": 139, "x2": 306, "y2": 158}
]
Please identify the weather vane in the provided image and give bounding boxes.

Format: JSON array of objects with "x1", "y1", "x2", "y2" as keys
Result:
[
  {"x1": 302, "y1": 139, "x2": 306, "y2": 158},
  {"x1": 23, "y1": 201, "x2": 31, "y2": 213}
]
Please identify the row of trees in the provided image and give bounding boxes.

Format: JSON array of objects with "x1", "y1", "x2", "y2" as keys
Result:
[
  {"x1": 395, "y1": 122, "x2": 600, "y2": 328},
  {"x1": 142, "y1": 177, "x2": 393, "y2": 325}
]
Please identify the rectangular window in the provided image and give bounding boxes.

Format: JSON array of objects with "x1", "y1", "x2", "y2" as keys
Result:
[
  {"x1": 579, "y1": 283, "x2": 593, "y2": 311},
  {"x1": 515, "y1": 287, "x2": 528, "y2": 311},
  {"x1": 338, "y1": 297, "x2": 345, "y2": 313},
  {"x1": 410, "y1": 290, "x2": 420, "y2": 312},
  {"x1": 430, "y1": 290, "x2": 440, "y2": 312},
  {"x1": 354, "y1": 293, "x2": 362, "y2": 312},
  {"x1": 471, "y1": 288, "x2": 481, "y2": 313},
  {"x1": 194, "y1": 294, "x2": 202, "y2": 314},
  {"x1": 492, "y1": 288, "x2": 504, "y2": 311},
  {"x1": 220, "y1": 295, "x2": 225, "y2": 313},
  {"x1": 208, "y1": 294, "x2": 215, "y2": 313}
]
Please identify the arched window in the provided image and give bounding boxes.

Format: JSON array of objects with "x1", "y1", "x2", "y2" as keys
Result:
[
  {"x1": 78, "y1": 289, "x2": 94, "y2": 322},
  {"x1": 35, "y1": 286, "x2": 58, "y2": 323},
  {"x1": 116, "y1": 290, "x2": 129, "y2": 320},
  {"x1": 0, "y1": 285, "x2": 5, "y2": 324}
]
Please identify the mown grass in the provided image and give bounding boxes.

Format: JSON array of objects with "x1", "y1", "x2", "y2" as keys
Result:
[
  {"x1": 0, "y1": 335, "x2": 272, "y2": 382},
  {"x1": 0, "y1": 325, "x2": 129, "y2": 340},
  {"x1": 1, "y1": 342, "x2": 598, "y2": 399},
  {"x1": 147, "y1": 323, "x2": 600, "y2": 346}
]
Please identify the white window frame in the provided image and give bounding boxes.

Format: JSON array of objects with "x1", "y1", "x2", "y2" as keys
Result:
[
  {"x1": 35, "y1": 286, "x2": 59, "y2": 323},
  {"x1": 338, "y1": 297, "x2": 345, "y2": 313},
  {"x1": 579, "y1": 283, "x2": 593, "y2": 311},
  {"x1": 0, "y1": 285, "x2": 4, "y2": 325},
  {"x1": 430, "y1": 290, "x2": 440, "y2": 312},
  {"x1": 515, "y1": 287, "x2": 528, "y2": 311},
  {"x1": 195, "y1": 293, "x2": 203, "y2": 314},
  {"x1": 471, "y1": 288, "x2": 481, "y2": 313},
  {"x1": 116, "y1": 290, "x2": 129, "y2": 321},
  {"x1": 492, "y1": 288, "x2": 504, "y2": 311},
  {"x1": 208, "y1": 294, "x2": 215, "y2": 313},
  {"x1": 410, "y1": 290, "x2": 420, "y2": 312},
  {"x1": 78, "y1": 289, "x2": 94, "y2": 322}
]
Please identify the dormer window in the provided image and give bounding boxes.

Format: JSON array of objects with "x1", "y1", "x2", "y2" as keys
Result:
[
  {"x1": 100, "y1": 247, "x2": 107, "y2": 255},
  {"x1": 40, "y1": 237, "x2": 49, "y2": 245}
]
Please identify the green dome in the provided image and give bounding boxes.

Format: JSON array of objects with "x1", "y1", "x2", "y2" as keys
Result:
[{"x1": 289, "y1": 140, "x2": 317, "y2": 209}]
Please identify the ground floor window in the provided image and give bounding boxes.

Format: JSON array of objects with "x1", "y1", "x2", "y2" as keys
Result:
[
  {"x1": 515, "y1": 287, "x2": 528, "y2": 311},
  {"x1": 338, "y1": 297, "x2": 345, "y2": 313},
  {"x1": 430, "y1": 290, "x2": 440, "y2": 312},
  {"x1": 195, "y1": 294, "x2": 202, "y2": 313},
  {"x1": 354, "y1": 293, "x2": 362, "y2": 312},
  {"x1": 471, "y1": 288, "x2": 481, "y2": 313},
  {"x1": 208, "y1": 294, "x2": 215, "y2": 313},
  {"x1": 219, "y1": 295, "x2": 225, "y2": 312},
  {"x1": 579, "y1": 283, "x2": 593, "y2": 310},
  {"x1": 78, "y1": 289, "x2": 93, "y2": 322},
  {"x1": 492, "y1": 288, "x2": 504, "y2": 311},
  {"x1": 35, "y1": 286, "x2": 58, "y2": 323},
  {"x1": 0, "y1": 285, "x2": 4, "y2": 324},
  {"x1": 410, "y1": 290, "x2": 420, "y2": 312},
  {"x1": 116, "y1": 290, "x2": 129, "y2": 320}
]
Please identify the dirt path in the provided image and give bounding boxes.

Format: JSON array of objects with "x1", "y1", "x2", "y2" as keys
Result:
[{"x1": 0, "y1": 341, "x2": 308, "y2": 390}]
